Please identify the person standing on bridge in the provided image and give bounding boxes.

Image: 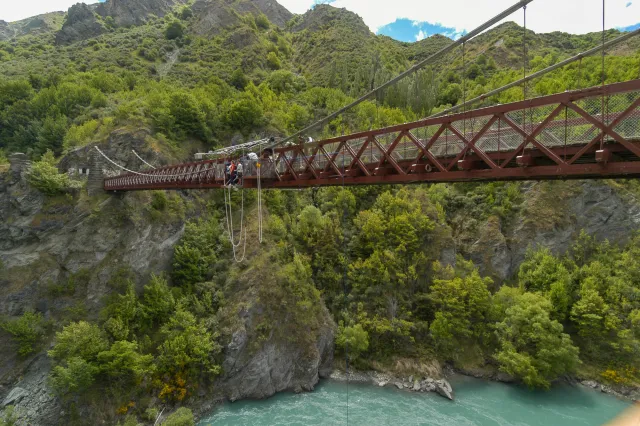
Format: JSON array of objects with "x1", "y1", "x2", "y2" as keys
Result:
[{"x1": 236, "y1": 160, "x2": 244, "y2": 186}]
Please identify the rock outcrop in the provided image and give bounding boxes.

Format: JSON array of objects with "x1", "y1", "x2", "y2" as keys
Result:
[
  {"x1": 96, "y1": 0, "x2": 190, "y2": 27},
  {"x1": 55, "y1": 3, "x2": 105, "y2": 45},
  {"x1": 0, "y1": 20, "x2": 11, "y2": 40},
  {"x1": 190, "y1": 0, "x2": 292, "y2": 36},
  {"x1": 216, "y1": 253, "x2": 336, "y2": 401},
  {"x1": 467, "y1": 181, "x2": 640, "y2": 281}
]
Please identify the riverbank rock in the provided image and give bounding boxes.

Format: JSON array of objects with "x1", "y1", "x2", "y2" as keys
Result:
[
  {"x1": 216, "y1": 252, "x2": 336, "y2": 402},
  {"x1": 435, "y1": 379, "x2": 454, "y2": 400}
]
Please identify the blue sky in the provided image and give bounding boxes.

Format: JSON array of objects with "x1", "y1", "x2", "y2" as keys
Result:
[
  {"x1": 1, "y1": 0, "x2": 639, "y2": 43},
  {"x1": 378, "y1": 19, "x2": 466, "y2": 42}
]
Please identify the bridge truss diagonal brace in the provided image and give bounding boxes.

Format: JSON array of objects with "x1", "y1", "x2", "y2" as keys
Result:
[
  {"x1": 445, "y1": 117, "x2": 500, "y2": 171},
  {"x1": 499, "y1": 104, "x2": 566, "y2": 167},
  {"x1": 371, "y1": 135, "x2": 407, "y2": 176},
  {"x1": 499, "y1": 113, "x2": 566, "y2": 166},
  {"x1": 345, "y1": 143, "x2": 371, "y2": 176},
  {"x1": 319, "y1": 144, "x2": 344, "y2": 177},
  {"x1": 298, "y1": 146, "x2": 320, "y2": 179},
  {"x1": 278, "y1": 152, "x2": 299, "y2": 181},
  {"x1": 566, "y1": 100, "x2": 640, "y2": 160},
  {"x1": 405, "y1": 129, "x2": 447, "y2": 172},
  {"x1": 568, "y1": 97, "x2": 640, "y2": 164}
]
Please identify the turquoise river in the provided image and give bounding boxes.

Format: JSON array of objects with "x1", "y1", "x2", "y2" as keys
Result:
[{"x1": 197, "y1": 376, "x2": 632, "y2": 426}]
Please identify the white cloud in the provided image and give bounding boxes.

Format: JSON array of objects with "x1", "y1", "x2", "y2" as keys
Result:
[
  {"x1": 1, "y1": 0, "x2": 101, "y2": 22},
  {"x1": 415, "y1": 29, "x2": 426, "y2": 41},
  {"x1": 2, "y1": 0, "x2": 639, "y2": 35}
]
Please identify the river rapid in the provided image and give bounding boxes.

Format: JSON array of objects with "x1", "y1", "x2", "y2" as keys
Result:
[{"x1": 198, "y1": 376, "x2": 631, "y2": 426}]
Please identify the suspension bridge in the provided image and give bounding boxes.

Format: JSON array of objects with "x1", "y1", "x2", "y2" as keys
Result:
[
  {"x1": 103, "y1": 79, "x2": 640, "y2": 191},
  {"x1": 99, "y1": 0, "x2": 640, "y2": 193}
]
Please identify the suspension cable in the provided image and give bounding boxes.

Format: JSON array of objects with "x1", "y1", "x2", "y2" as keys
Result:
[
  {"x1": 263, "y1": 0, "x2": 535, "y2": 152},
  {"x1": 132, "y1": 150, "x2": 156, "y2": 169},
  {"x1": 521, "y1": 5, "x2": 528, "y2": 156},
  {"x1": 96, "y1": 147, "x2": 214, "y2": 178},
  {"x1": 600, "y1": 0, "x2": 606, "y2": 150},
  {"x1": 428, "y1": 28, "x2": 640, "y2": 119}
]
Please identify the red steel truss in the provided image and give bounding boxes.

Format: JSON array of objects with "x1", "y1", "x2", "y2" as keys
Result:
[{"x1": 104, "y1": 80, "x2": 640, "y2": 192}]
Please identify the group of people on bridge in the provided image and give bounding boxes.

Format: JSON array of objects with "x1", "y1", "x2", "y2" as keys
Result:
[{"x1": 224, "y1": 159, "x2": 244, "y2": 187}]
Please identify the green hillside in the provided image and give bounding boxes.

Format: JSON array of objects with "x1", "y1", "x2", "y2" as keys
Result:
[{"x1": 1, "y1": 2, "x2": 640, "y2": 424}]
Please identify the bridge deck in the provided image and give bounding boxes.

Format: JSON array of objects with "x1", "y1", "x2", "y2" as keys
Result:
[{"x1": 104, "y1": 80, "x2": 640, "y2": 191}]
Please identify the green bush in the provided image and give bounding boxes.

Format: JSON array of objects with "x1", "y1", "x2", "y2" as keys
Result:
[
  {"x1": 162, "y1": 407, "x2": 194, "y2": 426},
  {"x1": 27, "y1": 151, "x2": 78, "y2": 195},
  {"x1": 165, "y1": 21, "x2": 185, "y2": 40},
  {"x1": 48, "y1": 321, "x2": 109, "y2": 363},
  {"x1": 0, "y1": 406, "x2": 17, "y2": 426},
  {"x1": 49, "y1": 356, "x2": 99, "y2": 395},
  {"x1": 0, "y1": 311, "x2": 46, "y2": 357},
  {"x1": 336, "y1": 323, "x2": 369, "y2": 362}
]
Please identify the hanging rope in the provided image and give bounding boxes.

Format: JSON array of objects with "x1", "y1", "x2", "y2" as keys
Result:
[
  {"x1": 257, "y1": 160, "x2": 263, "y2": 244},
  {"x1": 222, "y1": 161, "x2": 247, "y2": 263},
  {"x1": 340, "y1": 122, "x2": 350, "y2": 426},
  {"x1": 132, "y1": 150, "x2": 156, "y2": 169}
]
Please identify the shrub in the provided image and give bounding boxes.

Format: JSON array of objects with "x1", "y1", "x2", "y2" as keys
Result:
[
  {"x1": 266, "y1": 51, "x2": 281, "y2": 70},
  {"x1": 165, "y1": 21, "x2": 185, "y2": 40},
  {"x1": 255, "y1": 14, "x2": 270, "y2": 30},
  {"x1": 27, "y1": 151, "x2": 78, "y2": 195},
  {"x1": 162, "y1": 407, "x2": 194, "y2": 426},
  {"x1": 336, "y1": 323, "x2": 369, "y2": 362},
  {"x1": 49, "y1": 356, "x2": 99, "y2": 395},
  {"x1": 0, "y1": 311, "x2": 46, "y2": 357},
  {"x1": 0, "y1": 406, "x2": 17, "y2": 426},
  {"x1": 48, "y1": 321, "x2": 109, "y2": 363}
]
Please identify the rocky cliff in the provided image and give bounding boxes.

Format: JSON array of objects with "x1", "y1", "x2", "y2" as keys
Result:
[
  {"x1": 465, "y1": 181, "x2": 640, "y2": 281},
  {"x1": 55, "y1": 3, "x2": 105, "y2": 45},
  {"x1": 190, "y1": 0, "x2": 292, "y2": 36},
  {"x1": 96, "y1": 0, "x2": 190, "y2": 27},
  {"x1": 0, "y1": 130, "x2": 336, "y2": 425}
]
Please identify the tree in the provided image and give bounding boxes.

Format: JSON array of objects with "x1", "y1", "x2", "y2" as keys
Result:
[
  {"x1": 141, "y1": 275, "x2": 175, "y2": 328},
  {"x1": 0, "y1": 311, "x2": 46, "y2": 357},
  {"x1": 165, "y1": 21, "x2": 185, "y2": 40},
  {"x1": 49, "y1": 357, "x2": 99, "y2": 395},
  {"x1": 48, "y1": 321, "x2": 109, "y2": 363},
  {"x1": 97, "y1": 341, "x2": 154, "y2": 384},
  {"x1": 230, "y1": 69, "x2": 248, "y2": 90},
  {"x1": 518, "y1": 246, "x2": 572, "y2": 320},
  {"x1": 336, "y1": 323, "x2": 369, "y2": 362},
  {"x1": 428, "y1": 267, "x2": 492, "y2": 357},
  {"x1": 157, "y1": 308, "x2": 221, "y2": 379},
  {"x1": 27, "y1": 150, "x2": 76, "y2": 195},
  {"x1": 495, "y1": 292, "x2": 580, "y2": 389}
]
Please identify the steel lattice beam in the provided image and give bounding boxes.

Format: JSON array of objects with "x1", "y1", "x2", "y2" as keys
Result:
[{"x1": 104, "y1": 80, "x2": 640, "y2": 192}]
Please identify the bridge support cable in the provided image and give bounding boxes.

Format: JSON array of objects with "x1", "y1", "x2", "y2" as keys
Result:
[
  {"x1": 265, "y1": 0, "x2": 535, "y2": 152},
  {"x1": 132, "y1": 150, "x2": 156, "y2": 169},
  {"x1": 96, "y1": 147, "x2": 215, "y2": 179},
  {"x1": 428, "y1": 28, "x2": 640, "y2": 119},
  {"x1": 257, "y1": 162, "x2": 264, "y2": 244}
]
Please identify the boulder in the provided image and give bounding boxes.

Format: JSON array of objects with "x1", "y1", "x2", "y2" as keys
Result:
[
  {"x1": 435, "y1": 379, "x2": 454, "y2": 400},
  {"x1": 2, "y1": 387, "x2": 29, "y2": 407}
]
